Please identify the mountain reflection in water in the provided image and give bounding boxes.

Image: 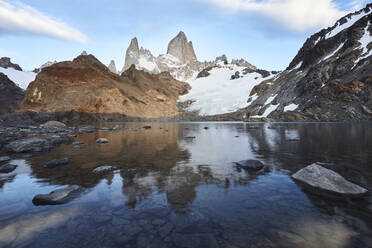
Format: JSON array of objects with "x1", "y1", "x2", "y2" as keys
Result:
[{"x1": 0, "y1": 122, "x2": 371, "y2": 248}]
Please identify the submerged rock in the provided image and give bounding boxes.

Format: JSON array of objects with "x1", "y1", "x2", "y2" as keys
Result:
[
  {"x1": 0, "y1": 156, "x2": 11, "y2": 162},
  {"x1": 44, "y1": 158, "x2": 70, "y2": 168},
  {"x1": 234, "y1": 160, "x2": 265, "y2": 170},
  {"x1": 292, "y1": 163, "x2": 368, "y2": 198},
  {"x1": 40, "y1": 121, "x2": 67, "y2": 129},
  {"x1": 0, "y1": 163, "x2": 17, "y2": 173},
  {"x1": 96, "y1": 138, "x2": 109, "y2": 144},
  {"x1": 92, "y1": 165, "x2": 117, "y2": 174},
  {"x1": 32, "y1": 185, "x2": 82, "y2": 205},
  {"x1": 143, "y1": 126, "x2": 152, "y2": 130},
  {"x1": 5, "y1": 137, "x2": 52, "y2": 153},
  {"x1": 72, "y1": 141, "x2": 85, "y2": 145}
]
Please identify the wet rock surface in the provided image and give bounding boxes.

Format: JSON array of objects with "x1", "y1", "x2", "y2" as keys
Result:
[
  {"x1": 0, "y1": 163, "x2": 17, "y2": 173},
  {"x1": 292, "y1": 163, "x2": 368, "y2": 198},
  {"x1": 44, "y1": 158, "x2": 70, "y2": 168},
  {"x1": 96, "y1": 138, "x2": 109, "y2": 144},
  {"x1": 32, "y1": 185, "x2": 82, "y2": 205},
  {"x1": 92, "y1": 165, "x2": 117, "y2": 173},
  {"x1": 234, "y1": 159, "x2": 265, "y2": 170}
]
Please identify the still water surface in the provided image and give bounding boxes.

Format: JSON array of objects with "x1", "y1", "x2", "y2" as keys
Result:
[{"x1": 0, "y1": 122, "x2": 372, "y2": 248}]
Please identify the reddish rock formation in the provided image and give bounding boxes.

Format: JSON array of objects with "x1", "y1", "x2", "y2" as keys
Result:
[{"x1": 20, "y1": 55, "x2": 190, "y2": 118}]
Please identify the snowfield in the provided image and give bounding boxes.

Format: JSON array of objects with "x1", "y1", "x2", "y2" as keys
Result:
[
  {"x1": 179, "y1": 64, "x2": 273, "y2": 116},
  {"x1": 0, "y1": 67, "x2": 36, "y2": 90}
]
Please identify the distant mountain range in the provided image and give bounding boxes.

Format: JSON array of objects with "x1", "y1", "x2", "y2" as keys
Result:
[{"x1": 1, "y1": 3, "x2": 372, "y2": 121}]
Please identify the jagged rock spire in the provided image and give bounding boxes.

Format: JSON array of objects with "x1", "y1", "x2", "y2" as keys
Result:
[
  {"x1": 167, "y1": 31, "x2": 197, "y2": 63},
  {"x1": 122, "y1": 37, "x2": 140, "y2": 73}
]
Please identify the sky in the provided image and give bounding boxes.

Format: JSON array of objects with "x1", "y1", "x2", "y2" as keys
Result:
[{"x1": 0, "y1": 0, "x2": 370, "y2": 71}]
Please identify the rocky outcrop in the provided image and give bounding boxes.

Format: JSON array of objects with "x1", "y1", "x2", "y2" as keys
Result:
[
  {"x1": 122, "y1": 38, "x2": 140, "y2": 73},
  {"x1": 292, "y1": 163, "x2": 368, "y2": 198},
  {"x1": 0, "y1": 57, "x2": 22, "y2": 71},
  {"x1": 20, "y1": 55, "x2": 190, "y2": 118},
  {"x1": 108, "y1": 60, "x2": 117, "y2": 74},
  {"x1": 0, "y1": 73, "x2": 25, "y2": 115},
  {"x1": 241, "y1": 4, "x2": 372, "y2": 121},
  {"x1": 33, "y1": 61, "x2": 58, "y2": 73},
  {"x1": 167, "y1": 31, "x2": 197, "y2": 63}
]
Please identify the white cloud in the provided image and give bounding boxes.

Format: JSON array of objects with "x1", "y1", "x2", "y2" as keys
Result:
[
  {"x1": 203, "y1": 0, "x2": 349, "y2": 31},
  {"x1": 0, "y1": 0, "x2": 88, "y2": 43}
]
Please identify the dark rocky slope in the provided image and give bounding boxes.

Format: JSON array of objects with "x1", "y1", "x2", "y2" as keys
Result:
[
  {"x1": 240, "y1": 4, "x2": 372, "y2": 121},
  {"x1": 0, "y1": 73, "x2": 24, "y2": 115}
]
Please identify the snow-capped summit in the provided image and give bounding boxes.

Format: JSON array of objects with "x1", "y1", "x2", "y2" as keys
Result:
[
  {"x1": 167, "y1": 31, "x2": 197, "y2": 63},
  {"x1": 108, "y1": 60, "x2": 117, "y2": 74}
]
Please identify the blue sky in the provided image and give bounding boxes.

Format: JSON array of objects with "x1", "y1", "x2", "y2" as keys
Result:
[{"x1": 0, "y1": 0, "x2": 370, "y2": 71}]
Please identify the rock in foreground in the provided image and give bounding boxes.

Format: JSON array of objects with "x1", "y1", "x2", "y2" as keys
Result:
[
  {"x1": 40, "y1": 121, "x2": 67, "y2": 129},
  {"x1": 234, "y1": 160, "x2": 265, "y2": 170},
  {"x1": 96, "y1": 138, "x2": 109, "y2": 144},
  {"x1": 292, "y1": 163, "x2": 368, "y2": 198},
  {"x1": 92, "y1": 165, "x2": 117, "y2": 174},
  {"x1": 5, "y1": 137, "x2": 52, "y2": 153},
  {"x1": 32, "y1": 185, "x2": 82, "y2": 205}
]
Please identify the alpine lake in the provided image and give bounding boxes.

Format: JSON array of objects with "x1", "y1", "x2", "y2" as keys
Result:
[{"x1": 0, "y1": 122, "x2": 371, "y2": 248}]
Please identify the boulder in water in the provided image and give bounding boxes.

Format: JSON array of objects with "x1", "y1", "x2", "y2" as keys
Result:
[{"x1": 292, "y1": 163, "x2": 368, "y2": 198}]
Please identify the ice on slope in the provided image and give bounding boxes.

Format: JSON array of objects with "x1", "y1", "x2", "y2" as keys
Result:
[
  {"x1": 284, "y1": 103, "x2": 299, "y2": 112},
  {"x1": 0, "y1": 67, "x2": 36, "y2": 90},
  {"x1": 321, "y1": 42, "x2": 345, "y2": 62},
  {"x1": 179, "y1": 65, "x2": 271, "y2": 116},
  {"x1": 354, "y1": 22, "x2": 372, "y2": 67},
  {"x1": 326, "y1": 8, "x2": 372, "y2": 39},
  {"x1": 252, "y1": 104, "x2": 279, "y2": 118}
]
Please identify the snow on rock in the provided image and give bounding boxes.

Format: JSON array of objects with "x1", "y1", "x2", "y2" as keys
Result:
[
  {"x1": 179, "y1": 64, "x2": 269, "y2": 116},
  {"x1": 353, "y1": 22, "x2": 372, "y2": 67},
  {"x1": 252, "y1": 104, "x2": 279, "y2": 118},
  {"x1": 321, "y1": 42, "x2": 345, "y2": 62},
  {"x1": 294, "y1": 61, "x2": 302, "y2": 70},
  {"x1": 284, "y1": 103, "x2": 299, "y2": 112},
  {"x1": 0, "y1": 67, "x2": 36, "y2": 90},
  {"x1": 326, "y1": 7, "x2": 372, "y2": 40},
  {"x1": 264, "y1": 94, "x2": 277, "y2": 106}
]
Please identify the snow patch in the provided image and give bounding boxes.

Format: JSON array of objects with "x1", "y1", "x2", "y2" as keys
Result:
[
  {"x1": 264, "y1": 94, "x2": 277, "y2": 106},
  {"x1": 353, "y1": 22, "x2": 372, "y2": 68},
  {"x1": 0, "y1": 67, "x2": 36, "y2": 90},
  {"x1": 321, "y1": 42, "x2": 345, "y2": 62},
  {"x1": 294, "y1": 61, "x2": 302, "y2": 70},
  {"x1": 284, "y1": 103, "x2": 299, "y2": 112},
  {"x1": 179, "y1": 65, "x2": 272, "y2": 116},
  {"x1": 252, "y1": 104, "x2": 279, "y2": 118}
]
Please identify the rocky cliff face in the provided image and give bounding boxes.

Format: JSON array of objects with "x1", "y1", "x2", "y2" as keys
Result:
[
  {"x1": 0, "y1": 57, "x2": 22, "y2": 71},
  {"x1": 20, "y1": 54, "x2": 190, "y2": 118},
  {"x1": 167, "y1": 31, "x2": 197, "y2": 63},
  {"x1": 0, "y1": 73, "x2": 24, "y2": 115},
  {"x1": 240, "y1": 4, "x2": 372, "y2": 121}
]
